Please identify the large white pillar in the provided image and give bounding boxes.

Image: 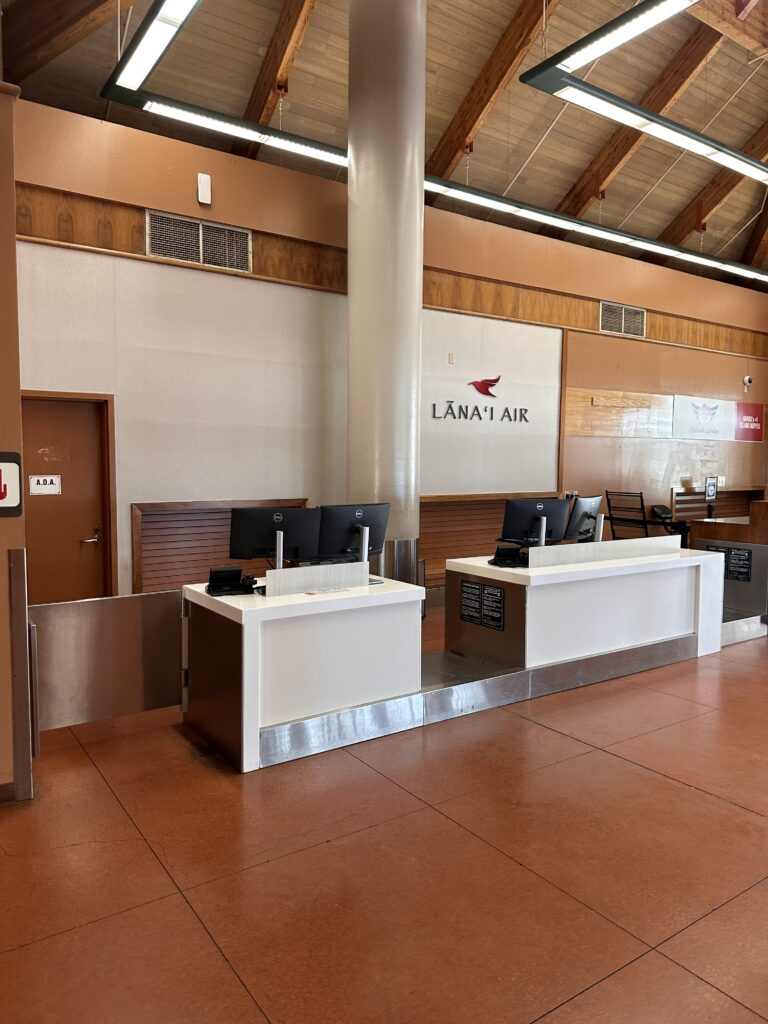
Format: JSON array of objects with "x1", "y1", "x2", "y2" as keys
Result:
[{"x1": 347, "y1": 0, "x2": 426, "y2": 582}]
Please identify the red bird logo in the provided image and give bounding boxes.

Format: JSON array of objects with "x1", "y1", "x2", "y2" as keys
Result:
[{"x1": 468, "y1": 375, "x2": 501, "y2": 397}]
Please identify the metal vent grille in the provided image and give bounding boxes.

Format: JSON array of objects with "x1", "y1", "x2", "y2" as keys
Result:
[
  {"x1": 146, "y1": 212, "x2": 251, "y2": 272},
  {"x1": 202, "y1": 223, "x2": 251, "y2": 270},
  {"x1": 600, "y1": 301, "x2": 646, "y2": 337}
]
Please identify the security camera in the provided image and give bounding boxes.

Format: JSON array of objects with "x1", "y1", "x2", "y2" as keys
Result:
[{"x1": 744, "y1": 374, "x2": 754, "y2": 387}]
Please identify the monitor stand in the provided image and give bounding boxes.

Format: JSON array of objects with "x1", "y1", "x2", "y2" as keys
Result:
[
  {"x1": 355, "y1": 524, "x2": 370, "y2": 562},
  {"x1": 274, "y1": 530, "x2": 284, "y2": 570}
]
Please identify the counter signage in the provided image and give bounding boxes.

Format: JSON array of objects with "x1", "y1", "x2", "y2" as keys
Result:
[
  {"x1": 460, "y1": 580, "x2": 482, "y2": 625},
  {"x1": 674, "y1": 396, "x2": 764, "y2": 443},
  {"x1": 727, "y1": 548, "x2": 752, "y2": 583},
  {"x1": 481, "y1": 584, "x2": 505, "y2": 631},
  {"x1": 460, "y1": 580, "x2": 505, "y2": 630}
]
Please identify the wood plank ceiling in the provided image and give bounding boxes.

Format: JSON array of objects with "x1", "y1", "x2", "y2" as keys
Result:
[{"x1": 3, "y1": 0, "x2": 768, "y2": 280}]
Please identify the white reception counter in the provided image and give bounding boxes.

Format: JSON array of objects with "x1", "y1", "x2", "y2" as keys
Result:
[
  {"x1": 183, "y1": 576, "x2": 424, "y2": 772},
  {"x1": 445, "y1": 536, "x2": 724, "y2": 670}
]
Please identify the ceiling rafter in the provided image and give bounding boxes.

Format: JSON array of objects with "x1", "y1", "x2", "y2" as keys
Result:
[
  {"x1": 654, "y1": 118, "x2": 768, "y2": 249},
  {"x1": 742, "y1": 195, "x2": 768, "y2": 266},
  {"x1": 425, "y1": 0, "x2": 562, "y2": 181},
  {"x1": 1, "y1": 0, "x2": 116, "y2": 83},
  {"x1": 233, "y1": 0, "x2": 318, "y2": 159},
  {"x1": 541, "y1": 22, "x2": 723, "y2": 239},
  {"x1": 689, "y1": 0, "x2": 768, "y2": 57}
]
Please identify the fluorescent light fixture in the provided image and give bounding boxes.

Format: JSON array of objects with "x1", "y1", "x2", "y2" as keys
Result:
[
  {"x1": 425, "y1": 177, "x2": 768, "y2": 285},
  {"x1": 558, "y1": 0, "x2": 696, "y2": 73},
  {"x1": 710, "y1": 151, "x2": 768, "y2": 183},
  {"x1": 641, "y1": 122, "x2": 715, "y2": 157},
  {"x1": 555, "y1": 87, "x2": 647, "y2": 129},
  {"x1": 117, "y1": 0, "x2": 197, "y2": 90},
  {"x1": 143, "y1": 100, "x2": 349, "y2": 167}
]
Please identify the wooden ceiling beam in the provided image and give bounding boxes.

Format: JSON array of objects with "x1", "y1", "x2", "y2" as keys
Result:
[
  {"x1": 425, "y1": 0, "x2": 562, "y2": 180},
  {"x1": 742, "y1": 197, "x2": 768, "y2": 267},
  {"x1": 1, "y1": 0, "x2": 116, "y2": 83},
  {"x1": 234, "y1": 0, "x2": 317, "y2": 159},
  {"x1": 689, "y1": 0, "x2": 768, "y2": 58},
  {"x1": 655, "y1": 118, "x2": 768, "y2": 248},
  {"x1": 542, "y1": 23, "x2": 723, "y2": 239}
]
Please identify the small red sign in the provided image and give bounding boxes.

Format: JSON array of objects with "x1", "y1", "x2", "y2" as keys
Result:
[{"x1": 735, "y1": 402, "x2": 764, "y2": 442}]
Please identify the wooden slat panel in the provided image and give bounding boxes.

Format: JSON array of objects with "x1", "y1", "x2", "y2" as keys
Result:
[
  {"x1": 670, "y1": 486, "x2": 766, "y2": 520},
  {"x1": 420, "y1": 497, "x2": 519, "y2": 589},
  {"x1": 565, "y1": 387, "x2": 674, "y2": 438},
  {"x1": 133, "y1": 498, "x2": 308, "y2": 593}
]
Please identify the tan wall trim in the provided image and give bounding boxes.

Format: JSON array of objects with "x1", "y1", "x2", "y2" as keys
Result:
[{"x1": 16, "y1": 183, "x2": 768, "y2": 360}]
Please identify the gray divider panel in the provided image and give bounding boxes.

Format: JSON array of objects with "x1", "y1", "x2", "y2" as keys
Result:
[{"x1": 29, "y1": 591, "x2": 182, "y2": 731}]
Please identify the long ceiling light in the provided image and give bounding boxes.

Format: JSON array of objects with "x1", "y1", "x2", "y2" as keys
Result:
[
  {"x1": 557, "y1": 0, "x2": 697, "y2": 73},
  {"x1": 101, "y1": 0, "x2": 768, "y2": 290},
  {"x1": 109, "y1": 0, "x2": 201, "y2": 92},
  {"x1": 424, "y1": 177, "x2": 768, "y2": 285},
  {"x1": 143, "y1": 99, "x2": 349, "y2": 166},
  {"x1": 521, "y1": 0, "x2": 768, "y2": 186}
]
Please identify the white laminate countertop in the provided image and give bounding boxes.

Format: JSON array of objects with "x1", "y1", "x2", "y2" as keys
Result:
[
  {"x1": 184, "y1": 577, "x2": 425, "y2": 625},
  {"x1": 446, "y1": 549, "x2": 725, "y2": 588}
]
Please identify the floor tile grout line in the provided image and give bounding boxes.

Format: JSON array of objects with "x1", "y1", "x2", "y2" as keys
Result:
[
  {"x1": 70, "y1": 731, "x2": 276, "y2": 1024},
  {"x1": 600, "y1": 745, "x2": 768, "y2": 820},
  {"x1": 654, "y1": 950, "x2": 768, "y2": 1022},
  {"x1": 524, "y1": 949, "x2": 655, "y2": 1024},
  {"x1": 179, "y1": 806, "x2": 429, "y2": 895},
  {"x1": 0, "y1": 892, "x2": 173, "y2": 957},
  {"x1": 652, "y1": 872, "x2": 768, "y2": 950},
  {"x1": 427, "y1": 800, "x2": 653, "y2": 947}
]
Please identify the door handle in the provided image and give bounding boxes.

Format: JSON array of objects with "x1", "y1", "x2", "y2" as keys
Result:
[{"x1": 81, "y1": 526, "x2": 101, "y2": 545}]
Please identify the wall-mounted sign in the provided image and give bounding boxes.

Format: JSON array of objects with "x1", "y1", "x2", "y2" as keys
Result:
[
  {"x1": 735, "y1": 402, "x2": 764, "y2": 442},
  {"x1": 29, "y1": 475, "x2": 62, "y2": 495},
  {"x1": 0, "y1": 453, "x2": 22, "y2": 517},
  {"x1": 673, "y1": 396, "x2": 764, "y2": 443},
  {"x1": 422, "y1": 312, "x2": 562, "y2": 494}
]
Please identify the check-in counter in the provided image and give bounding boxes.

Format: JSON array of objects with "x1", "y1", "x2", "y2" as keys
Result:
[
  {"x1": 183, "y1": 576, "x2": 424, "y2": 772},
  {"x1": 445, "y1": 535, "x2": 724, "y2": 672}
]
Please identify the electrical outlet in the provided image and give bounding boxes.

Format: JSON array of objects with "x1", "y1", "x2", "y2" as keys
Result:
[{"x1": 717, "y1": 476, "x2": 726, "y2": 486}]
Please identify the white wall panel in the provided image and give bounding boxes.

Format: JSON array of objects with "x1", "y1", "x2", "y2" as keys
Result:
[
  {"x1": 16, "y1": 243, "x2": 347, "y2": 592},
  {"x1": 421, "y1": 311, "x2": 562, "y2": 494}
]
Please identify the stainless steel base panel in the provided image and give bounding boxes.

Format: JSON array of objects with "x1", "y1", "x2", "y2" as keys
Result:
[
  {"x1": 258, "y1": 633, "x2": 699, "y2": 768},
  {"x1": 721, "y1": 616, "x2": 768, "y2": 646},
  {"x1": 381, "y1": 538, "x2": 420, "y2": 584}
]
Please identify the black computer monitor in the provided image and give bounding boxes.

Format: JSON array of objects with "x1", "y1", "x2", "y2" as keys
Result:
[
  {"x1": 499, "y1": 498, "x2": 570, "y2": 545},
  {"x1": 564, "y1": 495, "x2": 602, "y2": 542},
  {"x1": 229, "y1": 507, "x2": 321, "y2": 561},
  {"x1": 316, "y1": 503, "x2": 389, "y2": 561}
]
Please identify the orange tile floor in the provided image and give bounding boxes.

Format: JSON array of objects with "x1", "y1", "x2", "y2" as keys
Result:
[{"x1": 1, "y1": 624, "x2": 768, "y2": 1023}]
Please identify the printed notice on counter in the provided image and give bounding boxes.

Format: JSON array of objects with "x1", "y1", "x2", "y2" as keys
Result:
[
  {"x1": 460, "y1": 580, "x2": 505, "y2": 630},
  {"x1": 727, "y1": 548, "x2": 752, "y2": 583},
  {"x1": 481, "y1": 584, "x2": 505, "y2": 631},
  {"x1": 460, "y1": 580, "x2": 482, "y2": 625}
]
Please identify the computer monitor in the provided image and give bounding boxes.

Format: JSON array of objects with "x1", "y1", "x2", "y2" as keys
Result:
[
  {"x1": 564, "y1": 495, "x2": 603, "y2": 542},
  {"x1": 229, "y1": 507, "x2": 321, "y2": 564},
  {"x1": 316, "y1": 503, "x2": 389, "y2": 562},
  {"x1": 499, "y1": 498, "x2": 570, "y2": 546}
]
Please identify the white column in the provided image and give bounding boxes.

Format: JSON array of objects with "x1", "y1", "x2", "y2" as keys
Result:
[{"x1": 347, "y1": 0, "x2": 426, "y2": 581}]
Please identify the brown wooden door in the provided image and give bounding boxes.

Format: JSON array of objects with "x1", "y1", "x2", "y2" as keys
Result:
[{"x1": 22, "y1": 397, "x2": 111, "y2": 604}]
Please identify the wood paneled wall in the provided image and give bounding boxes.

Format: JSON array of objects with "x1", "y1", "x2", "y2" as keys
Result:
[
  {"x1": 16, "y1": 183, "x2": 768, "y2": 358},
  {"x1": 132, "y1": 499, "x2": 307, "y2": 593}
]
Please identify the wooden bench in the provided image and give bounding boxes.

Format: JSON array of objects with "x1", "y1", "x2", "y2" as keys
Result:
[{"x1": 131, "y1": 498, "x2": 307, "y2": 593}]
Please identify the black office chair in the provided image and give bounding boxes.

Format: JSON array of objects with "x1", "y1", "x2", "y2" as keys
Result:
[{"x1": 605, "y1": 491, "x2": 650, "y2": 539}]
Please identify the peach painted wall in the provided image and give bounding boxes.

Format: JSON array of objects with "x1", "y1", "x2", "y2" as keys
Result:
[
  {"x1": 13, "y1": 100, "x2": 768, "y2": 335},
  {"x1": 0, "y1": 86, "x2": 26, "y2": 788},
  {"x1": 563, "y1": 331, "x2": 768, "y2": 508}
]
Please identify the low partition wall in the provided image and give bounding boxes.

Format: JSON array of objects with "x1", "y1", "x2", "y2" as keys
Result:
[{"x1": 132, "y1": 498, "x2": 307, "y2": 593}]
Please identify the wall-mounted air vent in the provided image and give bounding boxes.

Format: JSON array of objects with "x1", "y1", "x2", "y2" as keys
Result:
[
  {"x1": 600, "y1": 301, "x2": 646, "y2": 338},
  {"x1": 146, "y1": 211, "x2": 251, "y2": 272}
]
